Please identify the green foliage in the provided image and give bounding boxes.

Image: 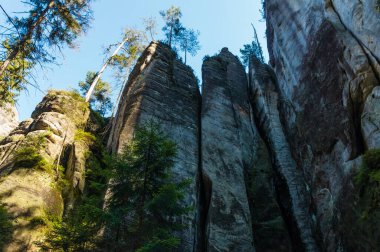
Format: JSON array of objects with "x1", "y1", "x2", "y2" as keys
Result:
[
  {"x1": 179, "y1": 28, "x2": 200, "y2": 64},
  {"x1": 347, "y1": 148, "x2": 380, "y2": 250},
  {"x1": 240, "y1": 25, "x2": 265, "y2": 67},
  {"x1": 0, "y1": 0, "x2": 94, "y2": 104},
  {"x1": 39, "y1": 131, "x2": 111, "y2": 251},
  {"x1": 14, "y1": 147, "x2": 52, "y2": 172},
  {"x1": 0, "y1": 40, "x2": 33, "y2": 105},
  {"x1": 79, "y1": 71, "x2": 113, "y2": 116},
  {"x1": 376, "y1": 0, "x2": 380, "y2": 12},
  {"x1": 160, "y1": 6, "x2": 183, "y2": 48},
  {"x1": 260, "y1": 0, "x2": 266, "y2": 20},
  {"x1": 160, "y1": 6, "x2": 200, "y2": 63},
  {"x1": 13, "y1": 133, "x2": 53, "y2": 172},
  {"x1": 106, "y1": 121, "x2": 190, "y2": 251},
  {"x1": 107, "y1": 28, "x2": 146, "y2": 83},
  {"x1": 74, "y1": 130, "x2": 97, "y2": 144},
  {"x1": 0, "y1": 205, "x2": 13, "y2": 250},
  {"x1": 143, "y1": 17, "x2": 158, "y2": 42}
]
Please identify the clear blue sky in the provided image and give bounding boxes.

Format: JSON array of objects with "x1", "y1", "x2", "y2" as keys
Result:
[{"x1": 1, "y1": 0, "x2": 268, "y2": 120}]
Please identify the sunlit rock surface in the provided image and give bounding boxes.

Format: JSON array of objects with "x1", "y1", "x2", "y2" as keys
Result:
[
  {"x1": 107, "y1": 42, "x2": 201, "y2": 251},
  {"x1": 0, "y1": 91, "x2": 90, "y2": 251},
  {"x1": 0, "y1": 104, "x2": 18, "y2": 138}
]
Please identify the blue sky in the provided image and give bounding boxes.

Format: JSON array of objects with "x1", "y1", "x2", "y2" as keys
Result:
[{"x1": 1, "y1": 0, "x2": 267, "y2": 120}]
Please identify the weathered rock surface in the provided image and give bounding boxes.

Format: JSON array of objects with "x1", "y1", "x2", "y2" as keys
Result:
[
  {"x1": 0, "y1": 103, "x2": 18, "y2": 138},
  {"x1": 0, "y1": 91, "x2": 90, "y2": 251},
  {"x1": 249, "y1": 57, "x2": 317, "y2": 251},
  {"x1": 200, "y1": 48, "x2": 256, "y2": 252},
  {"x1": 244, "y1": 133, "x2": 292, "y2": 252},
  {"x1": 107, "y1": 42, "x2": 201, "y2": 251},
  {"x1": 266, "y1": 0, "x2": 380, "y2": 250}
]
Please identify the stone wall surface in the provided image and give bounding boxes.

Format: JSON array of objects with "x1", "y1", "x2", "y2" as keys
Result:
[
  {"x1": 201, "y1": 48, "x2": 261, "y2": 252},
  {"x1": 107, "y1": 42, "x2": 201, "y2": 251},
  {"x1": 266, "y1": 0, "x2": 380, "y2": 250},
  {"x1": 0, "y1": 104, "x2": 18, "y2": 138},
  {"x1": 0, "y1": 91, "x2": 91, "y2": 251}
]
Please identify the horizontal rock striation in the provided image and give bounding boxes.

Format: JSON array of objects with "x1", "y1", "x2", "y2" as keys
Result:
[
  {"x1": 200, "y1": 48, "x2": 257, "y2": 252},
  {"x1": 107, "y1": 42, "x2": 201, "y2": 251}
]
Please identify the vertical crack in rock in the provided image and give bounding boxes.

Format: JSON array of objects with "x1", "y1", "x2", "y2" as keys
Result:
[
  {"x1": 107, "y1": 42, "x2": 201, "y2": 251},
  {"x1": 248, "y1": 57, "x2": 319, "y2": 252},
  {"x1": 266, "y1": 0, "x2": 380, "y2": 250},
  {"x1": 201, "y1": 48, "x2": 256, "y2": 252},
  {"x1": 0, "y1": 91, "x2": 90, "y2": 252}
]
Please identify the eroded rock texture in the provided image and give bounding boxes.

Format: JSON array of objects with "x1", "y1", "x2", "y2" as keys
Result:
[
  {"x1": 201, "y1": 48, "x2": 257, "y2": 252},
  {"x1": 249, "y1": 57, "x2": 317, "y2": 251},
  {"x1": 266, "y1": 0, "x2": 380, "y2": 250},
  {"x1": 0, "y1": 91, "x2": 90, "y2": 251},
  {"x1": 0, "y1": 104, "x2": 18, "y2": 138},
  {"x1": 107, "y1": 42, "x2": 201, "y2": 251}
]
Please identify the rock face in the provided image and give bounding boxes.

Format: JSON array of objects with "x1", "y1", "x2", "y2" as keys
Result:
[
  {"x1": 0, "y1": 103, "x2": 18, "y2": 138},
  {"x1": 0, "y1": 91, "x2": 90, "y2": 251},
  {"x1": 107, "y1": 42, "x2": 201, "y2": 251},
  {"x1": 200, "y1": 48, "x2": 256, "y2": 252},
  {"x1": 249, "y1": 57, "x2": 317, "y2": 251},
  {"x1": 266, "y1": 0, "x2": 380, "y2": 250}
]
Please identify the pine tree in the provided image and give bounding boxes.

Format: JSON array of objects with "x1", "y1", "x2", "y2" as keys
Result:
[
  {"x1": 179, "y1": 28, "x2": 200, "y2": 64},
  {"x1": 240, "y1": 24, "x2": 265, "y2": 67},
  {"x1": 0, "y1": 0, "x2": 94, "y2": 103},
  {"x1": 160, "y1": 6, "x2": 183, "y2": 48},
  {"x1": 85, "y1": 28, "x2": 145, "y2": 103},
  {"x1": 0, "y1": 40, "x2": 33, "y2": 105},
  {"x1": 78, "y1": 72, "x2": 113, "y2": 117},
  {"x1": 143, "y1": 17, "x2": 157, "y2": 42},
  {"x1": 106, "y1": 121, "x2": 190, "y2": 251}
]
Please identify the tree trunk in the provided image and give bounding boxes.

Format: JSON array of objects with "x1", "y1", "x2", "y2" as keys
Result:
[
  {"x1": 85, "y1": 37, "x2": 129, "y2": 102},
  {"x1": 0, "y1": 0, "x2": 55, "y2": 77},
  {"x1": 169, "y1": 16, "x2": 174, "y2": 47},
  {"x1": 184, "y1": 38, "x2": 188, "y2": 64}
]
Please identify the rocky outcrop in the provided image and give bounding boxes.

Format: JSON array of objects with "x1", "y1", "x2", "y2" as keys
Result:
[
  {"x1": 266, "y1": 0, "x2": 380, "y2": 250},
  {"x1": 249, "y1": 57, "x2": 317, "y2": 251},
  {"x1": 200, "y1": 48, "x2": 256, "y2": 252},
  {"x1": 0, "y1": 103, "x2": 18, "y2": 138},
  {"x1": 0, "y1": 91, "x2": 90, "y2": 251},
  {"x1": 107, "y1": 42, "x2": 201, "y2": 251}
]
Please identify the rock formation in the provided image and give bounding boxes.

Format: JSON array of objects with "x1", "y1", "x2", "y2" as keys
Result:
[
  {"x1": 0, "y1": 104, "x2": 18, "y2": 138},
  {"x1": 0, "y1": 91, "x2": 91, "y2": 251},
  {"x1": 1, "y1": 2, "x2": 379, "y2": 250},
  {"x1": 107, "y1": 42, "x2": 201, "y2": 251},
  {"x1": 200, "y1": 48, "x2": 256, "y2": 252},
  {"x1": 265, "y1": 0, "x2": 380, "y2": 250}
]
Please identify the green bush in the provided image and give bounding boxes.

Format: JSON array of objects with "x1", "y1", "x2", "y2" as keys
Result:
[
  {"x1": 348, "y1": 148, "x2": 380, "y2": 250},
  {"x1": 13, "y1": 147, "x2": 53, "y2": 172},
  {"x1": 0, "y1": 205, "x2": 13, "y2": 249}
]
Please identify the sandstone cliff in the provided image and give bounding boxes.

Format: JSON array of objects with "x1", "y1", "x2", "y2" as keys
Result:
[
  {"x1": 107, "y1": 42, "x2": 201, "y2": 251},
  {"x1": 0, "y1": 104, "x2": 18, "y2": 138},
  {"x1": 0, "y1": 91, "x2": 93, "y2": 251},
  {"x1": 265, "y1": 0, "x2": 380, "y2": 250}
]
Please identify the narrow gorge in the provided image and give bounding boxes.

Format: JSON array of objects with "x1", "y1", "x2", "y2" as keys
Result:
[{"x1": 0, "y1": 0, "x2": 379, "y2": 251}]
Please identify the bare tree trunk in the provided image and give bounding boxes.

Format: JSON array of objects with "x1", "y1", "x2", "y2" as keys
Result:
[
  {"x1": 184, "y1": 38, "x2": 188, "y2": 64},
  {"x1": 0, "y1": 0, "x2": 55, "y2": 77},
  {"x1": 85, "y1": 37, "x2": 129, "y2": 102},
  {"x1": 251, "y1": 23, "x2": 264, "y2": 62}
]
